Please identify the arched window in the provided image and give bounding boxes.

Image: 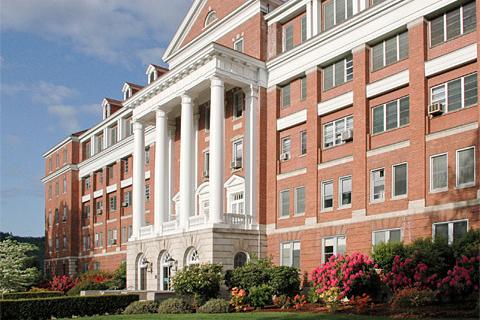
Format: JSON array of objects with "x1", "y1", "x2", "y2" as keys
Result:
[
  {"x1": 234, "y1": 252, "x2": 248, "y2": 268},
  {"x1": 204, "y1": 11, "x2": 217, "y2": 27},
  {"x1": 185, "y1": 247, "x2": 200, "y2": 266},
  {"x1": 159, "y1": 251, "x2": 173, "y2": 291}
]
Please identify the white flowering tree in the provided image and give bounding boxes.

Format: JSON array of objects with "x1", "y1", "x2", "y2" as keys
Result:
[{"x1": 0, "y1": 238, "x2": 39, "y2": 293}]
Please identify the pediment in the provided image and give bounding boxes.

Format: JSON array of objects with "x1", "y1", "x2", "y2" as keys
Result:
[{"x1": 224, "y1": 174, "x2": 245, "y2": 188}]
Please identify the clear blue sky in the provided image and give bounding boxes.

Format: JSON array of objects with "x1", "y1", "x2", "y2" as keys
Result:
[{"x1": 0, "y1": 0, "x2": 191, "y2": 236}]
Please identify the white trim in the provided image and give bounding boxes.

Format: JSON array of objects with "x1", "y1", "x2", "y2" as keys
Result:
[
  {"x1": 277, "y1": 168, "x2": 307, "y2": 181},
  {"x1": 425, "y1": 43, "x2": 477, "y2": 77},
  {"x1": 456, "y1": 146, "x2": 476, "y2": 189},
  {"x1": 321, "y1": 179, "x2": 334, "y2": 212},
  {"x1": 370, "y1": 167, "x2": 385, "y2": 203},
  {"x1": 392, "y1": 162, "x2": 408, "y2": 199},
  {"x1": 81, "y1": 194, "x2": 91, "y2": 203},
  {"x1": 317, "y1": 91, "x2": 353, "y2": 116},
  {"x1": 432, "y1": 219, "x2": 469, "y2": 245},
  {"x1": 277, "y1": 109, "x2": 307, "y2": 131},
  {"x1": 318, "y1": 156, "x2": 353, "y2": 170},
  {"x1": 41, "y1": 164, "x2": 78, "y2": 183},
  {"x1": 266, "y1": 0, "x2": 306, "y2": 25},
  {"x1": 294, "y1": 186, "x2": 305, "y2": 215},
  {"x1": 366, "y1": 70, "x2": 409, "y2": 98},
  {"x1": 338, "y1": 175, "x2": 352, "y2": 209},
  {"x1": 430, "y1": 152, "x2": 449, "y2": 193},
  {"x1": 426, "y1": 122, "x2": 478, "y2": 141},
  {"x1": 121, "y1": 177, "x2": 133, "y2": 188},
  {"x1": 367, "y1": 140, "x2": 410, "y2": 157},
  {"x1": 106, "y1": 184, "x2": 117, "y2": 194},
  {"x1": 372, "y1": 228, "x2": 402, "y2": 246},
  {"x1": 93, "y1": 190, "x2": 103, "y2": 199}
]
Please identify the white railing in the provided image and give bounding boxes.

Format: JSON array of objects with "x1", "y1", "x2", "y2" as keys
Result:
[
  {"x1": 139, "y1": 225, "x2": 154, "y2": 238},
  {"x1": 188, "y1": 214, "x2": 208, "y2": 227},
  {"x1": 162, "y1": 220, "x2": 178, "y2": 232},
  {"x1": 223, "y1": 213, "x2": 253, "y2": 228}
]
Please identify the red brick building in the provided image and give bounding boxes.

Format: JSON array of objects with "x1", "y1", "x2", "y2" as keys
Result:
[{"x1": 43, "y1": 0, "x2": 479, "y2": 292}]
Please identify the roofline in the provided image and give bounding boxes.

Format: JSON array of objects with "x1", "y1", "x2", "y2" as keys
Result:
[
  {"x1": 42, "y1": 135, "x2": 79, "y2": 158},
  {"x1": 265, "y1": 0, "x2": 305, "y2": 24}
]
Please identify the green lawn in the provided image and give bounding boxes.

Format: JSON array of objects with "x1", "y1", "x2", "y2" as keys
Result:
[{"x1": 72, "y1": 312, "x2": 392, "y2": 320}]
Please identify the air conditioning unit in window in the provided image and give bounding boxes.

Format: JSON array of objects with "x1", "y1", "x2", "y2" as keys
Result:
[
  {"x1": 231, "y1": 159, "x2": 242, "y2": 169},
  {"x1": 203, "y1": 170, "x2": 209, "y2": 178},
  {"x1": 112, "y1": 240, "x2": 117, "y2": 245},
  {"x1": 121, "y1": 202, "x2": 129, "y2": 208},
  {"x1": 428, "y1": 102, "x2": 444, "y2": 117},
  {"x1": 96, "y1": 209, "x2": 103, "y2": 215},
  {"x1": 341, "y1": 129, "x2": 354, "y2": 142},
  {"x1": 280, "y1": 152, "x2": 290, "y2": 161}
]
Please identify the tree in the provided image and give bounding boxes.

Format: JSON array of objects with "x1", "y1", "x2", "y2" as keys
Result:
[{"x1": 0, "y1": 238, "x2": 39, "y2": 292}]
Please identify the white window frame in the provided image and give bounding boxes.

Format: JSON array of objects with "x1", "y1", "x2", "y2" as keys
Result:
[
  {"x1": 370, "y1": 168, "x2": 385, "y2": 203},
  {"x1": 430, "y1": 152, "x2": 448, "y2": 193},
  {"x1": 203, "y1": 150, "x2": 210, "y2": 177},
  {"x1": 456, "y1": 146, "x2": 476, "y2": 188},
  {"x1": 145, "y1": 184, "x2": 150, "y2": 201},
  {"x1": 322, "y1": 235, "x2": 346, "y2": 263},
  {"x1": 323, "y1": 115, "x2": 353, "y2": 148},
  {"x1": 372, "y1": 228, "x2": 402, "y2": 246},
  {"x1": 230, "y1": 191, "x2": 245, "y2": 215},
  {"x1": 430, "y1": 73, "x2": 478, "y2": 113},
  {"x1": 432, "y1": 219, "x2": 469, "y2": 245},
  {"x1": 234, "y1": 37, "x2": 244, "y2": 52},
  {"x1": 300, "y1": 130, "x2": 307, "y2": 156},
  {"x1": 232, "y1": 139, "x2": 243, "y2": 167},
  {"x1": 323, "y1": 56, "x2": 353, "y2": 91},
  {"x1": 283, "y1": 24, "x2": 294, "y2": 52},
  {"x1": 294, "y1": 186, "x2": 305, "y2": 215},
  {"x1": 371, "y1": 32, "x2": 408, "y2": 71},
  {"x1": 323, "y1": 0, "x2": 354, "y2": 30},
  {"x1": 392, "y1": 162, "x2": 408, "y2": 199},
  {"x1": 301, "y1": 15, "x2": 307, "y2": 43},
  {"x1": 109, "y1": 195, "x2": 117, "y2": 212},
  {"x1": 280, "y1": 136, "x2": 291, "y2": 160},
  {"x1": 281, "y1": 83, "x2": 291, "y2": 107},
  {"x1": 279, "y1": 189, "x2": 290, "y2": 217},
  {"x1": 300, "y1": 77, "x2": 307, "y2": 101},
  {"x1": 280, "y1": 241, "x2": 301, "y2": 267},
  {"x1": 371, "y1": 96, "x2": 409, "y2": 135},
  {"x1": 321, "y1": 180, "x2": 334, "y2": 212},
  {"x1": 338, "y1": 175, "x2": 352, "y2": 209},
  {"x1": 233, "y1": 91, "x2": 244, "y2": 119}
]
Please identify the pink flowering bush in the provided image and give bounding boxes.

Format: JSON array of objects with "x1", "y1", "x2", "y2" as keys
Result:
[
  {"x1": 436, "y1": 255, "x2": 480, "y2": 300},
  {"x1": 383, "y1": 256, "x2": 438, "y2": 291},
  {"x1": 311, "y1": 253, "x2": 380, "y2": 301},
  {"x1": 47, "y1": 275, "x2": 78, "y2": 293}
]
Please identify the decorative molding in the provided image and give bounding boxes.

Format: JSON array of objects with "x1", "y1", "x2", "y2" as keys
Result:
[
  {"x1": 121, "y1": 177, "x2": 132, "y2": 188},
  {"x1": 318, "y1": 156, "x2": 353, "y2": 170},
  {"x1": 277, "y1": 168, "x2": 307, "y2": 181},
  {"x1": 367, "y1": 140, "x2": 410, "y2": 157},
  {"x1": 93, "y1": 190, "x2": 103, "y2": 199},
  {"x1": 41, "y1": 165, "x2": 78, "y2": 184},
  {"x1": 265, "y1": 0, "x2": 306, "y2": 25},
  {"x1": 81, "y1": 194, "x2": 91, "y2": 203},
  {"x1": 366, "y1": 70, "x2": 409, "y2": 98},
  {"x1": 42, "y1": 136, "x2": 79, "y2": 158},
  {"x1": 425, "y1": 43, "x2": 477, "y2": 77},
  {"x1": 318, "y1": 91, "x2": 353, "y2": 116},
  {"x1": 277, "y1": 109, "x2": 307, "y2": 131},
  {"x1": 106, "y1": 184, "x2": 117, "y2": 194},
  {"x1": 426, "y1": 122, "x2": 478, "y2": 142}
]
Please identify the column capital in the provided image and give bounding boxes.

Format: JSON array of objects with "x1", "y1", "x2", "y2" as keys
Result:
[
  {"x1": 155, "y1": 107, "x2": 167, "y2": 118},
  {"x1": 407, "y1": 17, "x2": 427, "y2": 29},
  {"x1": 352, "y1": 43, "x2": 368, "y2": 53},
  {"x1": 132, "y1": 120, "x2": 144, "y2": 131},
  {"x1": 180, "y1": 93, "x2": 193, "y2": 104},
  {"x1": 210, "y1": 75, "x2": 224, "y2": 88},
  {"x1": 244, "y1": 84, "x2": 259, "y2": 98}
]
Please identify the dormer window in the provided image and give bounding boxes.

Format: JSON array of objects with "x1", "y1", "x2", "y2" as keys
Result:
[
  {"x1": 205, "y1": 10, "x2": 217, "y2": 28},
  {"x1": 124, "y1": 88, "x2": 132, "y2": 100},
  {"x1": 148, "y1": 71, "x2": 156, "y2": 84},
  {"x1": 103, "y1": 104, "x2": 110, "y2": 120}
]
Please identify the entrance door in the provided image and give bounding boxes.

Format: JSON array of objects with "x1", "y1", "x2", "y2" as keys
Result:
[
  {"x1": 140, "y1": 267, "x2": 147, "y2": 290},
  {"x1": 162, "y1": 265, "x2": 171, "y2": 291}
]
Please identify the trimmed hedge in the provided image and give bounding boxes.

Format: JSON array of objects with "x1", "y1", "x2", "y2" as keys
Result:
[
  {"x1": 0, "y1": 294, "x2": 139, "y2": 320},
  {"x1": 0, "y1": 291, "x2": 63, "y2": 300}
]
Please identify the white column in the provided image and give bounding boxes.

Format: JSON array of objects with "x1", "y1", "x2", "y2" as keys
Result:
[
  {"x1": 244, "y1": 84, "x2": 259, "y2": 224},
  {"x1": 312, "y1": 0, "x2": 321, "y2": 36},
  {"x1": 167, "y1": 124, "x2": 176, "y2": 221},
  {"x1": 117, "y1": 118, "x2": 123, "y2": 141},
  {"x1": 209, "y1": 76, "x2": 225, "y2": 224},
  {"x1": 179, "y1": 94, "x2": 195, "y2": 228},
  {"x1": 194, "y1": 112, "x2": 200, "y2": 215},
  {"x1": 154, "y1": 108, "x2": 168, "y2": 235},
  {"x1": 306, "y1": 0, "x2": 313, "y2": 39},
  {"x1": 132, "y1": 120, "x2": 145, "y2": 239}
]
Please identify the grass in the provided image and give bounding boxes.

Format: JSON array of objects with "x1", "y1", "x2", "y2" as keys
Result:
[{"x1": 71, "y1": 313, "x2": 393, "y2": 320}]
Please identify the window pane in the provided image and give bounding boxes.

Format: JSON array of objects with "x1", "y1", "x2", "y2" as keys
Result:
[
  {"x1": 323, "y1": 182, "x2": 333, "y2": 209},
  {"x1": 301, "y1": 16, "x2": 307, "y2": 43},
  {"x1": 324, "y1": 65, "x2": 334, "y2": 90},
  {"x1": 285, "y1": 25, "x2": 294, "y2": 51},
  {"x1": 340, "y1": 177, "x2": 352, "y2": 206},
  {"x1": 399, "y1": 97, "x2": 410, "y2": 126},
  {"x1": 372, "y1": 169, "x2": 385, "y2": 201},
  {"x1": 280, "y1": 191, "x2": 290, "y2": 216},
  {"x1": 447, "y1": 78, "x2": 462, "y2": 112},
  {"x1": 324, "y1": 123, "x2": 334, "y2": 148},
  {"x1": 458, "y1": 148, "x2": 475, "y2": 186},
  {"x1": 385, "y1": 101, "x2": 398, "y2": 130},
  {"x1": 295, "y1": 187, "x2": 305, "y2": 214},
  {"x1": 292, "y1": 242, "x2": 301, "y2": 268},
  {"x1": 346, "y1": 116, "x2": 353, "y2": 131},
  {"x1": 453, "y1": 221, "x2": 468, "y2": 241},
  {"x1": 324, "y1": 1, "x2": 334, "y2": 30},
  {"x1": 446, "y1": 8, "x2": 461, "y2": 40},
  {"x1": 345, "y1": 57, "x2": 353, "y2": 81},
  {"x1": 385, "y1": 36, "x2": 397, "y2": 65},
  {"x1": 301, "y1": 131, "x2": 307, "y2": 155},
  {"x1": 374, "y1": 231, "x2": 386, "y2": 245},
  {"x1": 434, "y1": 223, "x2": 449, "y2": 241},
  {"x1": 372, "y1": 42, "x2": 384, "y2": 71},
  {"x1": 337, "y1": 236, "x2": 346, "y2": 255},
  {"x1": 430, "y1": 16, "x2": 445, "y2": 46},
  {"x1": 398, "y1": 32, "x2": 408, "y2": 60},
  {"x1": 334, "y1": 59, "x2": 345, "y2": 86},
  {"x1": 324, "y1": 238, "x2": 334, "y2": 261},
  {"x1": 335, "y1": 0, "x2": 346, "y2": 25},
  {"x1": 373, "y1": 106, "x2": 384, "y2": 134},
  {"x1": 464, "y1": 73, "x2": 478, "y2": 107},
  {"x1": 389, "y1": 229, "x2": 401, "y2": 243},
  {"x1": 282, "y1": 84, "x2": 291, "y2": 107},
  {"x1": 282, "y1": 138, "x2": 291, "y2": 154},
  {"x1": 281, "y1": 243, "x2": 291, "y2": 266},
  {"x1": 301, "y1": 77, "x2": 307, "y2": 100},
  {"x1": 393, "y1": 164, "x2": 407, "y2": 197},
  {"x1": 334, "y1": 118, "x2": 345, "y2": 145},
  {"x1": 462, "y1": 2, "x2": 477, "y2": 33},
  {"x1": 431, "y1": 85, "x2": 446, "y2": 105},
  {"x1": 346, "y1": 0, "x2": 353, "y2": 18},
  {"x1": 432, "y1": 154, "x2": 448, "y2": 190}
]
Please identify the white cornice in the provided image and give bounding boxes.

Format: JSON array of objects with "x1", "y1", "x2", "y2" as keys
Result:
[
  {"x1": 41, "y1": 164, "x2": 78, "y2": 183},
  {"x1": 42, "y1": 136, "x2": 78, "y2": 158},
  {"x1": 425, "y1": 43, "x2": 477, "y2": 77},
  {"x1": 366, "y1": 70, "x2": 409, "y2": 98},
  {"x1": 265, "y1": 0, "x2": 306, "y2": 25},
  {"x1": 79, "y1": 108, "x2": 132, "y2": 143},
  {"x1": 276, "y1": 109, "x2": 307, "y2": 131}
]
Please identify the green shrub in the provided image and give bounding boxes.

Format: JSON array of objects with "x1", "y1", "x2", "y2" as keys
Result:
[
  {"x1": 0, "y1": 294, "x2": 139, "y2": 319},
  {"x1": 1, "y1": 291, "x2": 63, "y2": 300},
  {"x1": 109, "y1": 261, "x2": 127, "y2": 289},
  {"x1": 197, "y1": 298, "x2": 230, "y2": 313},
  {"x1": 249, "y1": 284, "x2": 274, "y2": 308},
  {"x1": 172, "y1": 263, "x2": 223, "y2": 306},
  {"x1": 452, "y1": 229, "x2": 480, "y2": 259},
  {"x1": 157, "y1": 298, "x2": 192, "y2": 314},
  {"x1": 67, "y1": 279, "x2": 110, "y2": 296},
  {"x1": 372, "y1": 241, "x2": 408, "y2": 270},
  {"x1": 269, "y1": 266, "x2": 300, "y2": 296},
  {"x1": 123, "y1": 300, "x2": 159, "y2": 314},
  {"x1": 406, "y1": 238, "x2": 455, "y2": 277},
  {"x1": 391, "y1": 288, "x2": 436, "y2": 308}
]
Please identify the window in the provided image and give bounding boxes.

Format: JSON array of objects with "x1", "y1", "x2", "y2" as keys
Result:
[
  {"x1": 63, "y1": 147, "x2": 67, "y2": 164},
  {"x1": 85, "y1": 177, "x2": 91, "y2": 191},
  {"x1": 95, "y1": 133, "x2": 103, "y2": 154},
  {"x1": 457, "y1": 147, "x2": 475, "y2": 188},
  {"x1": 373, "y1": 229, "x2": 401, "y2": 246},
  {"x1": 205, "y1": 106, "x2": 210, "y2": 131},
  {"x1": 300, "y1": 77, "x2": 307, "y2": 101},
  {"x1": 371, "y1": 32, "x2": 408, "y2": 71},
  {"x1": 96, "y1": 201, "x2": 103, "y2": 214},
  {"x1": 230, "y1": 191, "x2": 244, "y2": 214},
  {"x1": 283, "y1": 24, "x2": 294, "y2": 51},
  {"x1": 123, "y1": 158, "x2": 129, "y2": 174},
  {"x1": 205, "y1": 10, "x2": 217, "y2": 27},
  {"x1": 430, "y1": 153, "x2": 448, "y2": 192},
  {"x1": 389, "y1": 163, "x2": 407, "y2": 198},
  {"x1": 234, "y1": 252, "x2": 248, "y2": 268},
  {"x1": 55, "y1": 237, "x2": 59, "y2": 251},
  {"x1": 339, "y1": 176, "x2": 352, "y2": 207},
  {"x1": 108, "y1": 165, "x2": 114, "y2": 182},
  {"x1": 300, "y1": 131, "x2": 307, "y2": 155},
  {"x1": 93, "y1": 262, "x2": 100, "y2": 271},
  {"x1": 48, "y1": 210, "x2": 52, "y2": 226},
  {"x1": 83, "y1": 262, "x2": 89, "y2": 273},
  {"x1": 48, "y1": 185, "x2": 52, "y2": 199},
  {"x1": 281, "y1": 83, "x2": 291, "y2": 107},
  {"x1": 301, "y1": 16, "x2": 307, "y2": 43},
  {"x1": 95, "y1": 232, "x2": 103, "y2": 247},
  {"x1": 145, "y1": 147, "x2": 150, "y2": 165},
  {"x1": 372, "y1": 96, "x2": 409, "y2": 134},
  {"x1": 203, "y1": 151, "x2": 210, "y2": 178},
  {"x1": 201, "y1": 199, "x2": 209, "y2": 216},
  {"x1": 234, "y1": 38, "x2": 244, "y2": 52},
  {"x1": 145, "y1": 184, "x2": 150, "y2": 201},
  {"x1": 430, "y1": 2, "x2": 476, "y2": 47},
  {"x1": 280, "y1": 137, "x2": 291, "y2": 160},
  {"x1": 279, "y1": 190, "x2": 290, "y2": 217},
  {"x1": 84, "y1": 140, "x2": 92, "y2": 159},
  {"x1": 97, "y1": 170, "x2": 103, "y2": 185},
  {"x1": 128, "y1": 225, "x2": 133, "y2": 238},
  {"x1": 56, "y1": 153, "x2": 59, "y2": 167},
  {"x1": 281, "y1": 241, "x2": 301, "y2": 267},
  {"x1": 322, "y1": 181, "x2": 334, "y2": 210},
  {"x1": 294, "y1": 187, "x2": 305, "y2": 215},
  {"x1": 433, "y1": 220, "x2": 468, "y2": 244},
  {"x1": 83, "y1": 235, "x2": 90, "y2": 251},
  {"x1": 324, "y1": 115, "x2": 353, "y2": 148},
  {"x1": 323, "y1": 236, "x2": 346, "y2": 262},
  {"x1": 109, "y1": 195, "x2": 117, "y2": 212},
  {"x1": 148, "y1": 71, "x2": 156, "y2": 84},
  {"x1": 371, "y1": 168, "x2": 385, "y2": 202},
  {"x1": 49, "y1": 158, "x2": 53, "y2": 172},
  {"x1": 123, "y1": 191, "x2": 132, "y2": 208},
  {"x1": 55, "y1": 181, "x2": 59, "y2": 196},
  {"x1": 324, "y1": 0, "x2": 353, "y2": 31},
  {"x1": 233, "y1": 91, "x2": 244, "y2": 119},
  {"x1": 62, "y1": 205, "x2": 67, "y2": 222},
  {"x1": 323, "y1": 55, "x2": 353, "y2": 90},
  {"x1": 431, "y1": 73, "x2": 477, "y2": 113},
  {"x1": 55, "y1": 208, "x2": 59, "y2": 224},
  {"x1": 124, "y1": 117, "x2": 133, "y2": 138},
  {"x1": 232, "y1": 139, "x2": 243, "y2": 168},
  {"x1": 82, "y1": 204, "x2": 90, "y2": 218},
  {"x1": 63, "y1": 175, "x2": 67, "y2": 193},
  {"x1": 108, "y1": 229, "x2": 117, "y2": 246},
  {"x1": 122, "y1": 226, "x2": 127, "y2": 243},
  {"x1": 63, "y1": 235, "x2": 67, "y2": 250}
]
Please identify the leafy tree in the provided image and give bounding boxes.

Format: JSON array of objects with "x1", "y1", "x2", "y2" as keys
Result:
[{"x1": 0, "y1": 238, "x2": 40, "y2": 292}]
